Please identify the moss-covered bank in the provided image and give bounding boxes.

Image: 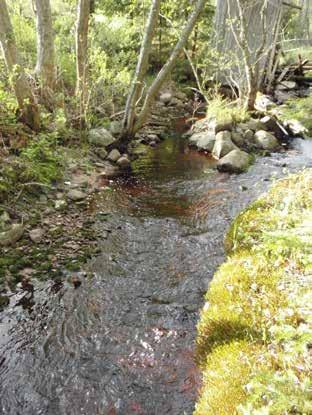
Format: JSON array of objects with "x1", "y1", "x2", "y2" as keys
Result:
[{"x1": 195, "y1": 170, "x2": 312, "y2": 415}]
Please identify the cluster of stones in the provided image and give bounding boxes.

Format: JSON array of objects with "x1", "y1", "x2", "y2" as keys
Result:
[
  {"x1": 88, "y1": 124, "x2": 131, "y2": 179},
  {"x1": 187, "y1": 115, "x2": 291, "y2": 174}
]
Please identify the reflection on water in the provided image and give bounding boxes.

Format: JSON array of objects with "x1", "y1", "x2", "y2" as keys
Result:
[{"x1": 1, "y1": 136, "x2": 312, "y2": 415}]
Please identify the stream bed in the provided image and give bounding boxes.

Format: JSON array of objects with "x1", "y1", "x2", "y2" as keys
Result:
[{"x1": 1, "y1": 135, "x2": 312, "y2": 415}]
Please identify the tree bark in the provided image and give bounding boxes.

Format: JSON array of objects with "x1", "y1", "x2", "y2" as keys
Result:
[
  {"x1": 123, "y1": 0, "x2": 161, "y2": 136},
  {"x1": 34, "y1": 0, "x2": 56, "y2": 93},
  {"x1": 76, "y1": 0, "x2": 90, "y2": 125},
  {"x1": 0, "y1": 0, "x2": 40, "y2": 130},
  {"x1": 131, "y1": 0, "x2": 206, "y2": 135}
]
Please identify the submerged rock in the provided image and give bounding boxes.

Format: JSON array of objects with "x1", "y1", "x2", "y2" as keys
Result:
[
  {"x1": 212, "y1": 131, "x2": 237, "y2": 160},
  {"x1": 217, "y1": 149, "x2": 251, "y2": 174},
  {"x1": 254, "y1": 130, "x2": 279, "y2": 150},
  {"x1": 67, "y1": 189, "x2": 87, "y2": 201},
  {"x1": 0, "y1": 224, "x2": 24, "y2": 247},
  {"x1": 88, "y1": 128, "x2": 116, "y2": 147}
]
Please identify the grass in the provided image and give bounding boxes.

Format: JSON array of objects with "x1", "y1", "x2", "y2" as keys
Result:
[
  {"x1": 195, "y1": 169, "x2": 312, "y2": 415},
  {"x1": 206, "y1": 94, "x2": 250, "y2": 125}
]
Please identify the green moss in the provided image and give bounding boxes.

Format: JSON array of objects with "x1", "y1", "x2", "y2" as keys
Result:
[
  {"x1": 278, "y1": 95, "x2": 312, "y2": 135},
  {"x1": 196, "y1": 169, "x2": 312, "y2": 415}
]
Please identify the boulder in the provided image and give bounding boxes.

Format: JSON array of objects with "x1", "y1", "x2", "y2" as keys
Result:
[
  {"x1": 212, "y1": 131, "x2": 237, "y2": 160},
  {"x1": 260, "y1": 115, "x2": 286, "y2": 140},
  {"x1": 283, "y1": 119, "x2": 308, "y2": 137},
  {"x1": 88, "y1": 128, "x2": 116, "y2": 147},
  {"x1": 210, "y1": 118, "x2": 233, "y2": 134},
  {"x1": 29, "y1": 228, "x2": 44, "y2": 244},
  {"x1": 189, "y1": 131, "x2": 216, "y2": 152},
  {"x1": 231, "y1": 131, "x2": 245, "y2": 147},
  {"x1": 67, "y1": 189, "x2": 87, "y2": 201},
  {"x1": 254, "y1": 130, "x2": 279, "y2": 150},
  {"x1": 246, "y1": 118, "x2": 263, "y2": 131},
  {"x1": 117, "y1": 155, "x2": 131, "y2": 169},
  {"x1": 159, "y1": 92, "x2": 172, "y2": 104},
  {"x1": 244, "y1": 129, "x2": 255, "y2": 142},
  {"x1": 109, "y1": 121, "x2": 123, "y2": 137},
  {"x1": 255, "y1": 94, "x2": 275, "y2": 112},
  {"x1": 94, "y1": 147, "x2": 108, "y2": 160},
  {"x1": 276, "y1": 81, "x2": 297, "y2": 91},
  {"x1": 217, "y1": 149, "x2": 251, "y2": 174},
  {"x1": 0, "y1": 224, "x2": 24, "y2": 247},
  {"x1": 107, "y1": 149, "x2": 121, "y2": 162}
]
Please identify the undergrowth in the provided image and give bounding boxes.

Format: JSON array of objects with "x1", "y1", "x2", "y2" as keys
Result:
[
  {"x1": 206, "y1": 94, "x2": 250, "y2": 125},
  {"x1": 195, "y1": 169, "x2": 312, "y2": 415}
]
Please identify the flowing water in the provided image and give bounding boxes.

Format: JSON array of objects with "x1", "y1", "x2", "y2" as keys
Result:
[{"x1": 1, "y1": 135, "x2": 312, "y2": 415}]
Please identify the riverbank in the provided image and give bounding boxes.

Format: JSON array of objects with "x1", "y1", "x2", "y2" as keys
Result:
[{"x1": 195, "y1": 169, "x2": 312, "y2": 414}]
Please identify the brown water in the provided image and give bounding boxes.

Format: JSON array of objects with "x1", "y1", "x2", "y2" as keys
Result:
[{"x1": 1, "y1": 136, "x2": 312, "y2": 415}]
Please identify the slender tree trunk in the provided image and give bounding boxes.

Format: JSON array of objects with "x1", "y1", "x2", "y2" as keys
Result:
[
  {"x1": 123, "y1": 0, "x2": 161, "y2": 136},
  {"x1": 76, "y1": 0, "x2": 90, "y2": 126},
  {"x1": 217, "y1": 0, "x2": 283, "y2": 110},
  {"x1": 131, "y1": 0, "x2": 206, "y2": 135},
  {"x1": 0, "y1": 0, "x2": 40, "y2": 130},
  {"x1": 34, "y1": 0, "x2": 56, "y2": 93}
]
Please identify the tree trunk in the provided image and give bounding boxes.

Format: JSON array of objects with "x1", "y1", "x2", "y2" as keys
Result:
[
  {"x1": 76, "y1": 0, "x2": 90, "y2": 126},
  {"x1": 123, "y1": 0, "x2": 161, "y2": 136},
  {"x1": 34, "y1": 0, "x2": 56, "y2": 95},
  {"x1": 0, "y1": 0, "x2": 40, "y2": 130},
  {"x1": 131, "y1": 0, "x2": 206, "y2": 135},
  {"x1": 216, "y1": 0, "x2": 283, "y2": 109}
]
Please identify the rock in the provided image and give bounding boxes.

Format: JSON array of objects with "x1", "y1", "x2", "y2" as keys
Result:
[
  {"x1": 55, "y1": 200, "x2": 67, "y2": 210},
  {"x1": 159, "y1": 92, "x2": 172, "y2": 104},
  {"x1": 210, "y1": 118, "x2": 233, "y2": 134},
  {"x1": 276, "y1": 81, "x2": 297, "y2": 91},
  {"x1": 117, "y1": 155, "x2": 131, "y2": 169},
  {"x1": 275, "y1": 90, "x2": 297, "y2": 104},
  {"x1": 254, "y1": 130, "x2": 279, "y2": 150},
  {"x1": 231, "y1": 131, "x2": 245, "y2": 147},
  {"x1": 149, "y1": 141, "x2": 157, "y2": 147},
  {"x1": 107, "y1": 149, "x2": 121, "y2": 162},
  {"x1": 189, "y1": 131, "x2": 216, "y2": 152},
  {"x1": 147, "y1": 134, "x2": 160, "y2": 143},
  {"x1": 212, "y1": 131, "x2": 237, "y2": 160},
  {"x1": 244, "y1": 129, "x2": 255, "y2": 142},
  {"x1": 169, "y1": 97, "x2": 183, "y2": 107},
  {"x1": 260, "y1": 115, "x2": 286, "y2": 140},
  {"x1": 109, "y1": 121, "x2": 123, "y2": 137},
  {"x1": 131, "y1": 144, "x2": 149, "y2": 156},
  {"x1": 94, "y1": 147, "x2": 108, "y2": 160},
  {"x1": 67, "y1": 189, "x2": 87, "y2": 201},
  {"x1": 246, "y1": 118, "x2": 263, "y2": 131},
  {"x1": 283, "y1": 119, "x2": 308, "y2": 137},
  {"x1": 217, "y1": 149, "x2": 251, "y2": 174},
  {"x1": 255, "y1": 94, "x2": 276, "y2": 111},
  {"x1": 88, "y1": 128, "x2": 116, "y2": 147},
  {"x1": 97, "y1": 161, "x2": 121, "y2": 179},
  {"x1": 174, "y1": 91, "x2": 187, "y2": 101},
  {"x1": 0, "y1": 224, "x2": 24, "y2": 247},
  {"x1": 29, "y1": 228, "x2": 44, "y2": 243}
]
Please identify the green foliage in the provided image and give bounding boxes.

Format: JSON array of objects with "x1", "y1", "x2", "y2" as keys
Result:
[
  {"x1": 196, "y1": 169, "x2": 312, "y2": 415},
  {"x1": 207, "y1": 94, "x2": 250, "y2": 124}
]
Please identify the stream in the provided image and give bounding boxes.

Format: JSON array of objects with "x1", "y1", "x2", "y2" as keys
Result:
[{"x1": 1, "y1": 135, "x2": 312, "y2": 415}]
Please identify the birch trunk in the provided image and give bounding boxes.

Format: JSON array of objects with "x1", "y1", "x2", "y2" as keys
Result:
[
  {"x1": 34, "y1": 0, "x2": 56, "y2": 93},
  {"x1": 123, "y1": 0, "x2": 161, "y2": 136},
  {"x1": 76, "y1": 0, "x2": 90, "y2": 125},
  {"x1": 132, "y1": 0, "x2": 206, "y2": 135},
  {"x1": 0, "y1": 0, "x2": 40, "y2": 130},
  {"x1": 216, "y1": 0, "x2": 283, "y2": 109}
]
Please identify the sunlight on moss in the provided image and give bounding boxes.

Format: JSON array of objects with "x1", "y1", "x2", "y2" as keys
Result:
[{"x1": 196, "y1": 169, "x2": 312, "y2": 415}]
